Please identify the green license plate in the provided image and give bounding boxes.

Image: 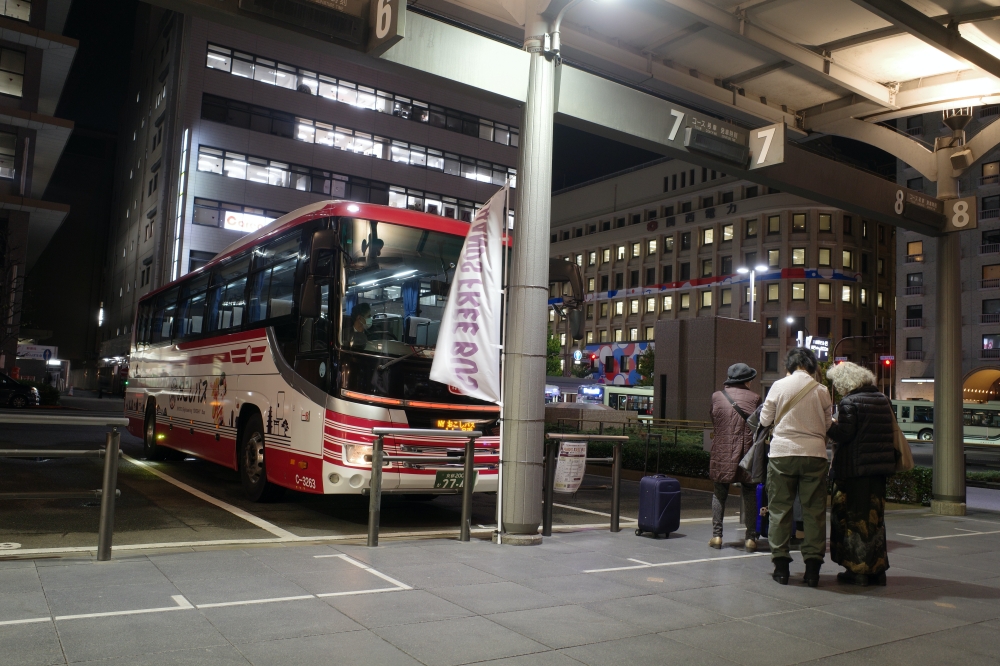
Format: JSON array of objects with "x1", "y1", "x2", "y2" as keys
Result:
[{"x1": 433, "y1": 470, "x2": 477, "y2": 489}]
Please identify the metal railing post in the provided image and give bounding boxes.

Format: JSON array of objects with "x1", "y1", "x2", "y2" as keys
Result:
[
  {"x1": 460, "y1": 435, "x2": 476, "y2": 542},
  {"x1": 96, "y1": 428, "x2": 121, "y2": 561},
  {"x1": 610, "y1": 441, "x2": 622, "y2": 533},
  {"x1": 542, "y1": 439, "x2": 557, "y2": 537},
  {"x1": 367, "y1": 435, "x2": 384, "y2": 547}
]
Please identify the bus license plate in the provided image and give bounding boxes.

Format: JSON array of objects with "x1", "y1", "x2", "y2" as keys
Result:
[{"x1": 434, "y1": 470, "x2": 477, "y2": 489}]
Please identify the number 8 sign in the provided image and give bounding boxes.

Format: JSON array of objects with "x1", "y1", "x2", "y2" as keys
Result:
[{"x1": 945, "y1": 196, "x2": 977, "y2": 232}]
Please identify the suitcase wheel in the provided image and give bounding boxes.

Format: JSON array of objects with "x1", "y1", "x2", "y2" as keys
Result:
[
  {"x1": 663, "y1": 533, "x2": 670, "y2": 539},
  {"x1": 634, "y1": 529, "x2": 642, "y2": 536}
]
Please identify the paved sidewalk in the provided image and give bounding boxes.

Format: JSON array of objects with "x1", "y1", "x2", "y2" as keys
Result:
[{"x1": 2, "y1": 508, "x2": 1000, "y2": 665}]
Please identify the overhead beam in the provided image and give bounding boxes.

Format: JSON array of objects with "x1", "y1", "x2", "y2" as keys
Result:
[
  {"x1": 819, "y1": 7, "x2": 1000, "y2": 52},
  {"x1": 850, "y1": 0, "x2": 1000, "y2": 81},
  {"x1": 659, "y1": 0, "x2": 895, "y2": 108},
  {"x1": 808, "y1": 117, "x2": 936, "y2": 180},
  {"x1": 641, "y1": 22, "x2": 706, "y2": 54},
  {"x1": 721, "y1": 60, "x2": 792, "y2": 86},
  {"x1": 379, "y1": 13, "x2": 943, "y2": 236}
]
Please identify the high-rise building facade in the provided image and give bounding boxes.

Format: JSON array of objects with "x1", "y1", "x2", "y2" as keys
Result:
[
  {"x1": 895, "y1": 109, "x2": 1000, "y2": 402},
  {"x1": 0, "y1": 0, "x2": 75, "y2": 371},
  {"x1": 98, "y1": 4, "x2": 519, "y2": 360},
  {"x1": 550, "y1": 158, "x2": 896, "y2": 394}
]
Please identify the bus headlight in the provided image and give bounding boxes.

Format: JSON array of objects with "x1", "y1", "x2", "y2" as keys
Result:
[{"x1": 344, "y1": 444, "x2": 373, "y2": 465}]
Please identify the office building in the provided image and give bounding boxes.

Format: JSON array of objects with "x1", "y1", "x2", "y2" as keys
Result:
[
  {"x1": 895, "y1": 109, "x2": 1000, "y2": 402},
  {"x1": 97, "y1": 3, "x2": 519, "y2": 361},
  {"x1": 0, "y1": 0, "x2": 75, "y2": 371},
  {"x1": 549, "y1": 158, "x2": 896, "y2": 396}
]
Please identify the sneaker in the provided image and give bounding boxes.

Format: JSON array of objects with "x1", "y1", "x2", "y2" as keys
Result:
[
  {"x1": 745, "y1": 539, "x2": 757, "y2": 552},
  {"x1": 709, "y1": 537, "x2": 723, "y2": 549}
]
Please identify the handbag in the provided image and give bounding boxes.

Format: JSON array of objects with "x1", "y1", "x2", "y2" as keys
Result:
[
  {"x1": 740, "y1": 379, "x2": 819, "y2": 483},
  {"x1": 892, "y1": 417, "x2": 915, "y2": 472}
]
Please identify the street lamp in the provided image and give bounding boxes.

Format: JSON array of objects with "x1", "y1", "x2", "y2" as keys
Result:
[{"x1": 737, "y1": 264, "x2": 769, "y2": 323}]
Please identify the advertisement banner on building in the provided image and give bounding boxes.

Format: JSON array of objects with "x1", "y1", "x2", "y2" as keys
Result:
[{"x1": 223, "y1": 211, "x2": 273, "y2": 234}]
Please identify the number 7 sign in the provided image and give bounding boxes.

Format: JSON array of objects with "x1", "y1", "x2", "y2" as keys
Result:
[{"x1": 748, "y1": 122, "x2": 785, "y2": 170}]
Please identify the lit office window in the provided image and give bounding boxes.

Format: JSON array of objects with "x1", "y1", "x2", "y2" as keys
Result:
[
  {"x1": 0, "y1": 131, "x2": 14, "y2": 179},
  {"x1": 575, "y1": 254, "x2": 583, "y2": 266},
  {"x1": 843, "y1": 250, "x2": 854, "y2": 269},
  {"x1": 600, "y1": 330, "x2": 608, "y2": 342},
  {"x1": 204, "y1": 44, "x2": 519, "y2": 147},
  {"x1": 768, "y1": 249, "x2": 780, "y2": 267},
  {"x1": 702, "y1": 259, "x2": 712, "y2": 277},
  {"x1": 842, "y1": 285, "x2": 853, "y2": 302},
  {"x1": 701, "y1": 290, "x2": 712, "y2": 308},
  {"x1": 878, "y1": 291, "x2": 884, "y2": 308},
  {"x1": 860, "y1": 288, "x2": 868, "y2": 306},
  {"x1": 0, "y1": 0, "x2": 30, "y2": 21},
  {"x1": 603, "y1": 248, "x2": 611, "y2": 263},
  {"x1": 768, "y1": 215, "x2": 780, "y2": 234},
  {"x1": 767, "y1": 283, "x2": 779, "y2": 301},
  {"x1": 792, "y1": 248, "x2": 806, "y2": 266},
  {"x1": 818, "y1": 248, "x2": 831, "y2": 266},
  {"x1": 663, "y1": 295, "x2": 673, "y2": 311},
  {"x1": 615, "y1": 301, "x2": 624, "y2": 315},
  {"x1": 746, "y1": 219, "x2": 758, "y2": 237},
  {"x1": 818, "y1": 283, "x2": 832, "y2": 302},
  {"x1": 617, "y1": 245, "x2": 626, "y2": 260},
  {"x1": 703, "y1": 228, "x2": 714, "y2": 245},
  {"x1": 680, "y1": 293, "x2": 690, "y2": 310},
  {"x1": 646, "y1": 297, "x2": 656, "y2": 313},
  {"x1": 587, "y1": 278, "x2": 595, "y2": 292},
  {"x1": 721, "y1": 288, "x2": 732, "y2": 305},
  {"x1": 631, "y1": 242, "x2": 641, "y2": 258},
  {"x1": 615, "y1": 329, "x2": 623, "y2": 342},
  {"x1": 629, "y1": 328, "x2": 638, "y2": 341},
  {"x1": 0, "y1": 48, "x2": 25, "y2": 98},
  {"x1": 722, "y1": 224, "x2": 733, "y2": 241},
  {"x1": 792, "y1": 282, "x2": 805, "y2": 300},
  {"x1": 792, "y1": 213, "x2": 806, "y2": 231},
  {"x1": 647, "y1": 239, "x2": 657, "y2": 255},
  {"x1": 588, "y1": 251, "x2": 597, "y2": 266},
  {"x1": 645, "y1": 326, "x2": 654, "y2": 340},
  {"x1": 819, "y1": 213, "x2": 832, "y2": 231},
  {"x1": 586, "y1": 332, "x2": 594, "y2": 343},
  {"x1": 630, "y1": 299, "x2": 640, "y2": 314}
]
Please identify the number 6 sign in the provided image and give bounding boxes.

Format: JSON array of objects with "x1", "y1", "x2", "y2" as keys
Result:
[
  {"x1": 945, "y1": 196, "x2": 977, "y2": 232},
  {"x1": 367, "y1": 0, "x2": 405, "y2": 56}
]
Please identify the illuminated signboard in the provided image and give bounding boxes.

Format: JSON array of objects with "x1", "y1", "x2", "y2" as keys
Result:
[{"x1": 224, "y1": 211, "x2": 274, "y2": 233}]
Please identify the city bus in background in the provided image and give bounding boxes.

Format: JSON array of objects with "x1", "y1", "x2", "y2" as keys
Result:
[
  {"x1": 544, "y1": 385, "x2": 561, "y2": 403},
  {"x1": 576, "y1": 384, "x2": 654, "y2": 419},
  {"x1": 125, "y1": 200, "x2": 499, "y2": 501},
  {"x1": 892, "y1": 399, "x2": 1000, "y2": 447}
]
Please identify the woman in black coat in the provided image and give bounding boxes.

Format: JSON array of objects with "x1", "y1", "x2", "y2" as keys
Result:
[{"x1": 826, "y1": 361, "x2": 897, "y2": 586}]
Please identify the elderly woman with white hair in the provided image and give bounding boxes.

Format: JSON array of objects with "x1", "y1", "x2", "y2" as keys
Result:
[{"x1": 825, "y1": 361, "x2": 897, "y2": 586}]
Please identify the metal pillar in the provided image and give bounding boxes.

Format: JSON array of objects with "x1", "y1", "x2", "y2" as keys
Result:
[
  {"x1": 96, "y1": 429, "x2": 121, "y2": 561},
  {"x1": 932, "y1": 136, "x2": 966, "y2": 516},
  {"x1": 500, "y1": 3, "x2": 555, "y2": 536}
]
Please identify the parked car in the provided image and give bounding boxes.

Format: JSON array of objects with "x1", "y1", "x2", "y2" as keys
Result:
[{"x1": 0, "y1": 372, "x2": 39, "y2": 408}]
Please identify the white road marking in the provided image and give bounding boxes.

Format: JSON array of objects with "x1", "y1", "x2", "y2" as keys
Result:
[
  {"x1": 316, "y1": 587, "x2": 404, "y2": 598},
  {"x1": 627, "y1": 558, "x2": 653, "y2": 565},
  {"x1": 0, "y1": 617, "x2": 51, "y2": 627},
  {"x1": 53, "y1": 595, "x2": 193, "y2": 622},
  {"x1": 197, "y1": 595, "x2": 315, "y2": 609},
  {"x1": 584, "y1": 552, "x2": 768, "y2": 573},
  {"x1": 897, "y1": 529, "x2": 1000, "y2": 541},
  {"x1": 313, "y1": 553, "x2": 414, "y2": 590},
  {"x1": 552, "y1": 503, "x2": 638, "y2": 522},
  {"x1": 123, "y1": 454, "x2": 298, "y2": 539}
]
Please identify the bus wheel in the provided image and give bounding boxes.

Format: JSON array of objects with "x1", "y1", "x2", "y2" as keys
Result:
[
  {"x1": 143, "y1": 405, "x2": 167, "y2": 460},
  {"x1": 918, "y1": 429, "x2": 933, "y2": 442},
  {"x1": 239, "y1": 414, "x2": 283, "y2": 502}
]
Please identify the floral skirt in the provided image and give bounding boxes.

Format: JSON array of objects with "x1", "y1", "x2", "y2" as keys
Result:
[{"x1": 830, "y1": 476, "x2": 889, "y2": 575}]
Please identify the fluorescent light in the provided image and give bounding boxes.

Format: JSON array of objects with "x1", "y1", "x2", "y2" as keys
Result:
[
  {"x1": 755, "y1": 265, "x2": 768, "y2": 272},
  {"x1": 736, "y1": 267, "x2": 749, "y2": 274},
  {"x1": 901, "y1": 378, "x2": 934, "y2": 383}
]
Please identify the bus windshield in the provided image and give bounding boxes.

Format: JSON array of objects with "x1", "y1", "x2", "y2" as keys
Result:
[{"x1": 340, "y1": 217, "x2": 465, "y2": 357}]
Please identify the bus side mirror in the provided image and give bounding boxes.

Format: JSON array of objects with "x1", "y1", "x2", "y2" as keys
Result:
[
  {"x1": 548, "y1": 258, "x2": 585, "y2": 307},
  {"x1": 308, "y1": 229, "x2": 337, "y2": 275},
  {"x1": 568, "y1": 309, "x2": 585, "y2": 340},
  {"x1": 300, "y1": 275, "x2": 321, "y2": 318}
]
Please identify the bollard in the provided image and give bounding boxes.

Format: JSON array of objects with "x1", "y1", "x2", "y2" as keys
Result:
[
  {"x1": 610, "y1": 441, "x2": 622, "y2": 533},
  {"x1": 460, "y1": 436, "x2": 475, "y2": 542},
  {"x1": 542, "y1": 439, "x2": 557, "y2": 537},
  {"x1": 367, "y1": 435, "x2": 384, "y2": 547},
  {"x1": 96, "y1": 429, "x2": 121, "y2": 561}
]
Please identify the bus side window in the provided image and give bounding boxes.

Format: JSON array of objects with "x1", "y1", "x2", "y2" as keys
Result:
[{"x1": 901, "y1": 406, "x2": 910, "y2": 419}]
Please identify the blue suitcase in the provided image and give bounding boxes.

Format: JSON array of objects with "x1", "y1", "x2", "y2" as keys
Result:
[{"x1": 635, "y1": 474, "x2": 681, "y2": 539}]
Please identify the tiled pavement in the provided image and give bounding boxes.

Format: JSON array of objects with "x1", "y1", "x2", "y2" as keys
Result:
[{"x1": 2, "y1": 508, "x2": 1000, "y2": 665}]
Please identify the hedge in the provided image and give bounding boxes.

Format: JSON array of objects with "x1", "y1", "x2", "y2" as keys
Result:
[
  {"x1": 885, "y1": 467, "x2": 933, "y2": 505},
  {"x1": 587, "y1": 440, "x2": 711, "y2": 479},
  {"x1": 17, "y1": 380, "x2": 59, "y2": 406}
]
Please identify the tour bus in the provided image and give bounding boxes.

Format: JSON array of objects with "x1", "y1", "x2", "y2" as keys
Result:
[
  {"x1": 892, "y1": 399, "x2": 1000, "y2": 448},
  {"x1": 125, "y1": 200, "x2": 499, "y2": 501},
  {"x1": 576, "y1": 384, "x2": 654, "y2": 419}
]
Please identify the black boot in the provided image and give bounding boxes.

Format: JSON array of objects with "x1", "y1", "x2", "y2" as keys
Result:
[
  {"x1": 803, "y1": 559, "x2": 821, "y2": 588},
  {"x1": 772, "y1": 557, "x2": 791, "y2": 585}
]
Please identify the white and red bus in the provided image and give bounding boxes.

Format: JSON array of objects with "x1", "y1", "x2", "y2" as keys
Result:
[{"x1": 124, "y1": 200, "x2": 500, "y2": 501}]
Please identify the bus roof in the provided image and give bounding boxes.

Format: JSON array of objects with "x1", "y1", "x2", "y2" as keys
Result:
[{"x1": 140, "y1": 200, "x2": 473, "y2": 303}]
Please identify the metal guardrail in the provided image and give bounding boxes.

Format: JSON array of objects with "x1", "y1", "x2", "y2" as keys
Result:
[
  {"x1": 0, "y1": 414, "x2": 128, "y2": 561},
  {"x1": 542, "y1": 433, "x2": 627, "y2": 537},
  {"x1": 365, "y1": 427, "x2": 485, "y2": 547}
]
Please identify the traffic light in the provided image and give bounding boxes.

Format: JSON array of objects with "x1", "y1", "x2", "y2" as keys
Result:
[{"x1": 883, "y1": 358, "x2": 893, "y2": 368}]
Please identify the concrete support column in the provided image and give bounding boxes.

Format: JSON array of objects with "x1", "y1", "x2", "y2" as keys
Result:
[
  {"x1": 932, "y1": 144, "x2": 966, "y2": 516},
  {"x1": 500, "y1": 7, "x2": 555, "y2": 536}
]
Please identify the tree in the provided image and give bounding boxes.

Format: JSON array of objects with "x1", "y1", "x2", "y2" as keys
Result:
[
  {"x1": 546, "y1": 335, "x2": 562, "y2": 376},
  {"x1": 636, "y1": 345, "x2": 654, "y2": 386},
  {"x1": 571, "y1": 360, "x2": 594, "y2": 379}
]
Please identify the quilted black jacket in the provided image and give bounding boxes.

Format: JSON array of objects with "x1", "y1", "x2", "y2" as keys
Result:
[{"x1": 826, "y1": 385, "x2": 897, "y2": 479}]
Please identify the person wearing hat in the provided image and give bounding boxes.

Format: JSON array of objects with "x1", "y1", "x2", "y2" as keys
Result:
[{"x1": 708, "y1": 363, "x2": 763, "y2": 550}]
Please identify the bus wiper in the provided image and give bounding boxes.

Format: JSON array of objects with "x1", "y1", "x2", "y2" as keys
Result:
[{"x1": 377, "y1": 348, "x2": 428, "y2": 371}]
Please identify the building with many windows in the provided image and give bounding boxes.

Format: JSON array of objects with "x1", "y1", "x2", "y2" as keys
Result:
[
  {"x1": 97, "y1": 3, "x2": 519, "y2": 359},
  {"x1": 895, "y1": 109, "x2": 1000, "y2": 402},
  {"x1": 549, "y1": 158, "x2": 896, "y2": 394},
  {"x1": 0, "y1": 0, "x2": 75, "y2": 372}
]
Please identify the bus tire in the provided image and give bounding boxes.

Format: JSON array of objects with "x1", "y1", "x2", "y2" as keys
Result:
[
  {"x1": 918, "y1": 429, "x2": 933, "y2": 442},
  {"x1": 143, "y1": 403, "x2": 167, "y2": 461},
  {"x1": 239, "y1": 413, "x2": 283, "y2": 502}
]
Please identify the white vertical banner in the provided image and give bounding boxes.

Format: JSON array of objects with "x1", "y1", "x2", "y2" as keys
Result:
[{"x1": 430, "y1": 183, "x2": 508, "y2": 403}]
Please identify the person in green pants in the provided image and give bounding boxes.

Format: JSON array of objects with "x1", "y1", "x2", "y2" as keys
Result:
[{"x1": 758, "y1": 348, "x2": 832, "y2": 587}]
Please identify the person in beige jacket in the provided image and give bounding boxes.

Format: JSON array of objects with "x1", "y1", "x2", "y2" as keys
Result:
[{"x1": 758, "y1": 348, "x2": 832, "y2": 587}]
